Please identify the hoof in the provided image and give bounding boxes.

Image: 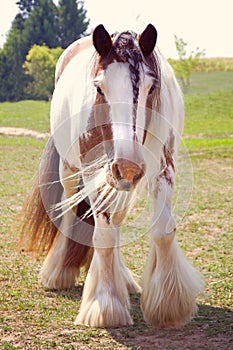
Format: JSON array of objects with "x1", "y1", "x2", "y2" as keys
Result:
[
  {"x1": 75, "y1": 293, "x2": 133, "y2": 327},
  {"x1": 39, "y1": 265, "x2": 79, "y2": 289},
  {"x1": 141, "y1": 288, "x2": 198, "y2": 328}
]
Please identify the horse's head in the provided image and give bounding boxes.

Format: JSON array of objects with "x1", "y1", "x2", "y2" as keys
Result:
[{"x1": 92, "y1": 24, "x2": 160, "y2": 191}]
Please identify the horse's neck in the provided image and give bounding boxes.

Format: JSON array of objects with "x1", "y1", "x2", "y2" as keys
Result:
[{"x1": 51, "y1": 44, "x2": 97, "y2": 169}]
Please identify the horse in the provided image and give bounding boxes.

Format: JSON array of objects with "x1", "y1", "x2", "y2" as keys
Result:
[{"x1": 19, "y1": 24, "x2": 204, "y2": 328}]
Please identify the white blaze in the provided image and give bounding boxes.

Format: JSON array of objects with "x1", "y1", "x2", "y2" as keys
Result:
[{"x1": 99, "y1": 61, "x2": 147, "y2": 163}]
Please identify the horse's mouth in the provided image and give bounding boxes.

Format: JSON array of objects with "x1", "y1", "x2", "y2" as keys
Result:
[{"x1": 106, "y1": 169, "x2": 134, "y2": 192}]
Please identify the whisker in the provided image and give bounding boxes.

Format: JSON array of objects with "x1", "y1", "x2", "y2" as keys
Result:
[
  {"x1": 92, "y1": 187, "x2": 115, "y2": 215},
  {"x1": 47, "y1": 154, "x2": 111, "y2": 221}
]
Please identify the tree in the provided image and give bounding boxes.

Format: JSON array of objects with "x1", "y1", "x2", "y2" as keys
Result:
[
  {"x1": 58, "y1": 0, "x2": 89, "y2": 48},
  {"x1": 16, "y1": 0, "x2": 40, "y2": 17},
  {"x1": 0, "y1": 1, "x2": 59, "y2": 101},
  {"x1": 170, "y1": 35, "x2": 205, "y2": 93},
  {"x1": 23, "y1": 45, "x2": 63, "y2": 99},
  {"x1": 0, "y1": 14, "x2": 29, "y2": 101},
  {"x1": 22, "y1": 0, "x2": 60, "y2": 48},
  {"x1": 0, "y1": 0, "x2": 89, "y2": 101}
]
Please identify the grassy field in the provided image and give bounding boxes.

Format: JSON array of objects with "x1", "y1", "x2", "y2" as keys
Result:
[
  {"x1": 0, "y1": 71, "x2": 232, "y2": 349},
  {"x1": 0, "y1": 100, "x2": 50, "y2": 133}
]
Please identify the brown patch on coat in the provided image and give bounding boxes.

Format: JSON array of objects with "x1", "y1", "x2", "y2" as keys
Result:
[
  {"x1": 63, "y1": 198, "x2": 94, "y2": 270},
  {"x1": 143, "y1": 91, "x2": 155, "y2": 144},
  {"x1": 60, "y1": 161, "x2": 94, "y2": 270},
  {"x1": 79, "y1": 93, "x2": 112, "y2": 164},
  {"x1": 163, "y1": 129, "x2": 175, "y2": 172},
  {"x1": 157, "y1": 129, "x2": 175, "y2": 187}
]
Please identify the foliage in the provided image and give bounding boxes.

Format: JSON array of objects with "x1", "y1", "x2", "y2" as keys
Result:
[
  {"x1": 16, "y1": 0, "x2": 41, "y2": 15},
  {"x1": 169, "y1": 35, "x2": 205, "y2": 93},
  {"x1": 0, "y1": 0, "x2": 89, "y2": 102},
  {"x1": 21, "y1": 0, "x2": 60, "y2": 49},
  {"x1": 23, "y1": 45, "x2": 63, "y2": 100},
  {"x1": 58, "y1": 0, "x2": 89, "y2": 48},
  {"x1": 0, "y1": 14, "x2": 29, "y2": 102},
  {"x1": 194, "y1": 57, "x2": 233, "y2": 72}
]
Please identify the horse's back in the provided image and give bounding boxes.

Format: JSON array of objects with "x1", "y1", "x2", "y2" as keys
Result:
[
  {"x1": 158, "y1": 50, "x2": 184, "y2": 145},
  {"x1": 55, "y1": 35, "x2": 93, "y2": 84}
]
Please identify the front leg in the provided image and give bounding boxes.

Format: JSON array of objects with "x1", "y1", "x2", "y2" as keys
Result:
[
  {"x1": 75, "y1": 213, "x2": 138, "y2": 327},
  {"x1": 141, "y1": 170, "x2": 204, "y2": 328}
]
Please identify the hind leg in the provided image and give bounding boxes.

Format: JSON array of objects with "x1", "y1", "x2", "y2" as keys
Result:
[
  {"x1": 40, "y1": 229, "x2": 80, "y2": 289},
  {"x1": 40, "y1": 161, "x2": 84, "y2": 289}
]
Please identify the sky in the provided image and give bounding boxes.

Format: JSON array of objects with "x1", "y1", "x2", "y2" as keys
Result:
[{"x1": 0, "y1": 0, "x2": 232, "y2": 58}]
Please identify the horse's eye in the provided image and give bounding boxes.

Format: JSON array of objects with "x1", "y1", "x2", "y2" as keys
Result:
[
  {"x1": 148, "y1": 85, "x2": 155, "y2": 95},
  {"x1": 97, "y1": 86, "x2": 104, "y2": 96}
]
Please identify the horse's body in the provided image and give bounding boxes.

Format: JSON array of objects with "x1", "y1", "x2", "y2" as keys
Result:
[{"x1": 20, "y1": 24, "x2": 203, "y2": 328}]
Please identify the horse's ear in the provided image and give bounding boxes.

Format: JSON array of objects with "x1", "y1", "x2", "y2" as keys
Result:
[
  {"x1": 139, "y1": 24, "x2": 157, "y2": 56},
  {"x1": 93, "y1": 24, "x2": 112, "y2": 57}
]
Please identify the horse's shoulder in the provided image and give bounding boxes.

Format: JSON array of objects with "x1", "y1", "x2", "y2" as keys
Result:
[{"x1": 55, "y1": 35, "x2": 93, "y2": 84}]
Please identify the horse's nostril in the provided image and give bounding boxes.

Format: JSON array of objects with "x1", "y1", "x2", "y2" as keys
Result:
[
  {"x1": 133, "y1": 171, "x2": 143, "y2": 185},
  {"x1": 111, "y1": 162, "x2": 123, "y2": 181},
  {"x1": 115, "y1": 164, "x2": 122, "y2": 181}
]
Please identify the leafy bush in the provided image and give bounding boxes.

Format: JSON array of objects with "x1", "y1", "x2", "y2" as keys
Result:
[
  {"x1": 23, "y1": 45, "x2": 63, "y2": 100},
  {"x1": 168, "y1": 36, "x2": 205, "y2": 93},
  {"x1": 194, "y1": 58, "x2": 233, "y2": 72}
]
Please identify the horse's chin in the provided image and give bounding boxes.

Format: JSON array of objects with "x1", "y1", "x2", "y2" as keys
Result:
[{"x1": 106, "y1": 170, "x2": 134, "y2": 192}]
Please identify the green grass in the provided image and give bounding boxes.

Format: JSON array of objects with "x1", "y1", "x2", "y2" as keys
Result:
[
  {"x1": 187, "y1": 71, "x2": 233, "y2": 95},
  {"x1": 183, "y1": 137, "x2": 233, "y2": 158},
  {"x1": 0, "y1": 71, "x2": 233, "y2": 349},
  {"x1": 0, "y1": 100, "x2": 50, "y2": 132},
  {"x1": 184, "y1": 91, "x2": 233, "y2": 137}
]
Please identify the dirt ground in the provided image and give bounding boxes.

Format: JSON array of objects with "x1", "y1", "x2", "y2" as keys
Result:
[{"x1": 0, "y1": 127, "x2": 50, "y2": 139}]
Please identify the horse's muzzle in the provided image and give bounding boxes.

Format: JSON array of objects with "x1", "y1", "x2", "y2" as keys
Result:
[{"x1": 107, "y1": 159, "x2": 145, "y2": 191}]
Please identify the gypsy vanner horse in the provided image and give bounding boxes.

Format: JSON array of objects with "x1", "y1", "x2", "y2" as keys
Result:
[{"x1": 20, "y1": 24, "x2": 204, "y2": 328}]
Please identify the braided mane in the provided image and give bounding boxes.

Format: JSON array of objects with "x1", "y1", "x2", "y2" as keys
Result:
[{"x1": 113, "y1": 31, "x2": 142, "y2": 108}]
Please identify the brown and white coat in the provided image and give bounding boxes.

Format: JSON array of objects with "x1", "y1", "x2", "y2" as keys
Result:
[{"x1": 20, "y1": 24, "x2": 204, "y2": 329}]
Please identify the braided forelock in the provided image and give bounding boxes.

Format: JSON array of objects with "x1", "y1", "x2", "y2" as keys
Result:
[
  {"x1": 93, "y1": 30, "x2": 161, "y2": 113},
  {"x1": 113, "y1": 32, "x2": 142, "y2": 129}
]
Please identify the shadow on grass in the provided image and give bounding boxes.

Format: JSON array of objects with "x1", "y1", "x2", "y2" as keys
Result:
[
  {"x1": 46, "y1": 288, "x2": 233, "y2": 349},
  {"x1": 44, "y1": 283, "x2": 84, "y2": 301},
  {"x1": 108, "y1": 293, "x2": 233, "y2": 350}
]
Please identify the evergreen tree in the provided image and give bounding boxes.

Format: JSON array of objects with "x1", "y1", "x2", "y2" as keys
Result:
[
  {"x1": 16, "y1": 0, "x2": 40, "y2": 17},
  {"x1": 21, "y1": 0, "x2": 59, "y2": 48},
  {"x1": 58, "y1": 0, "x2": 89, "y2": 48},
  {"x1": 0, "y1": 14, "x2": 29, "y2": 101}
]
